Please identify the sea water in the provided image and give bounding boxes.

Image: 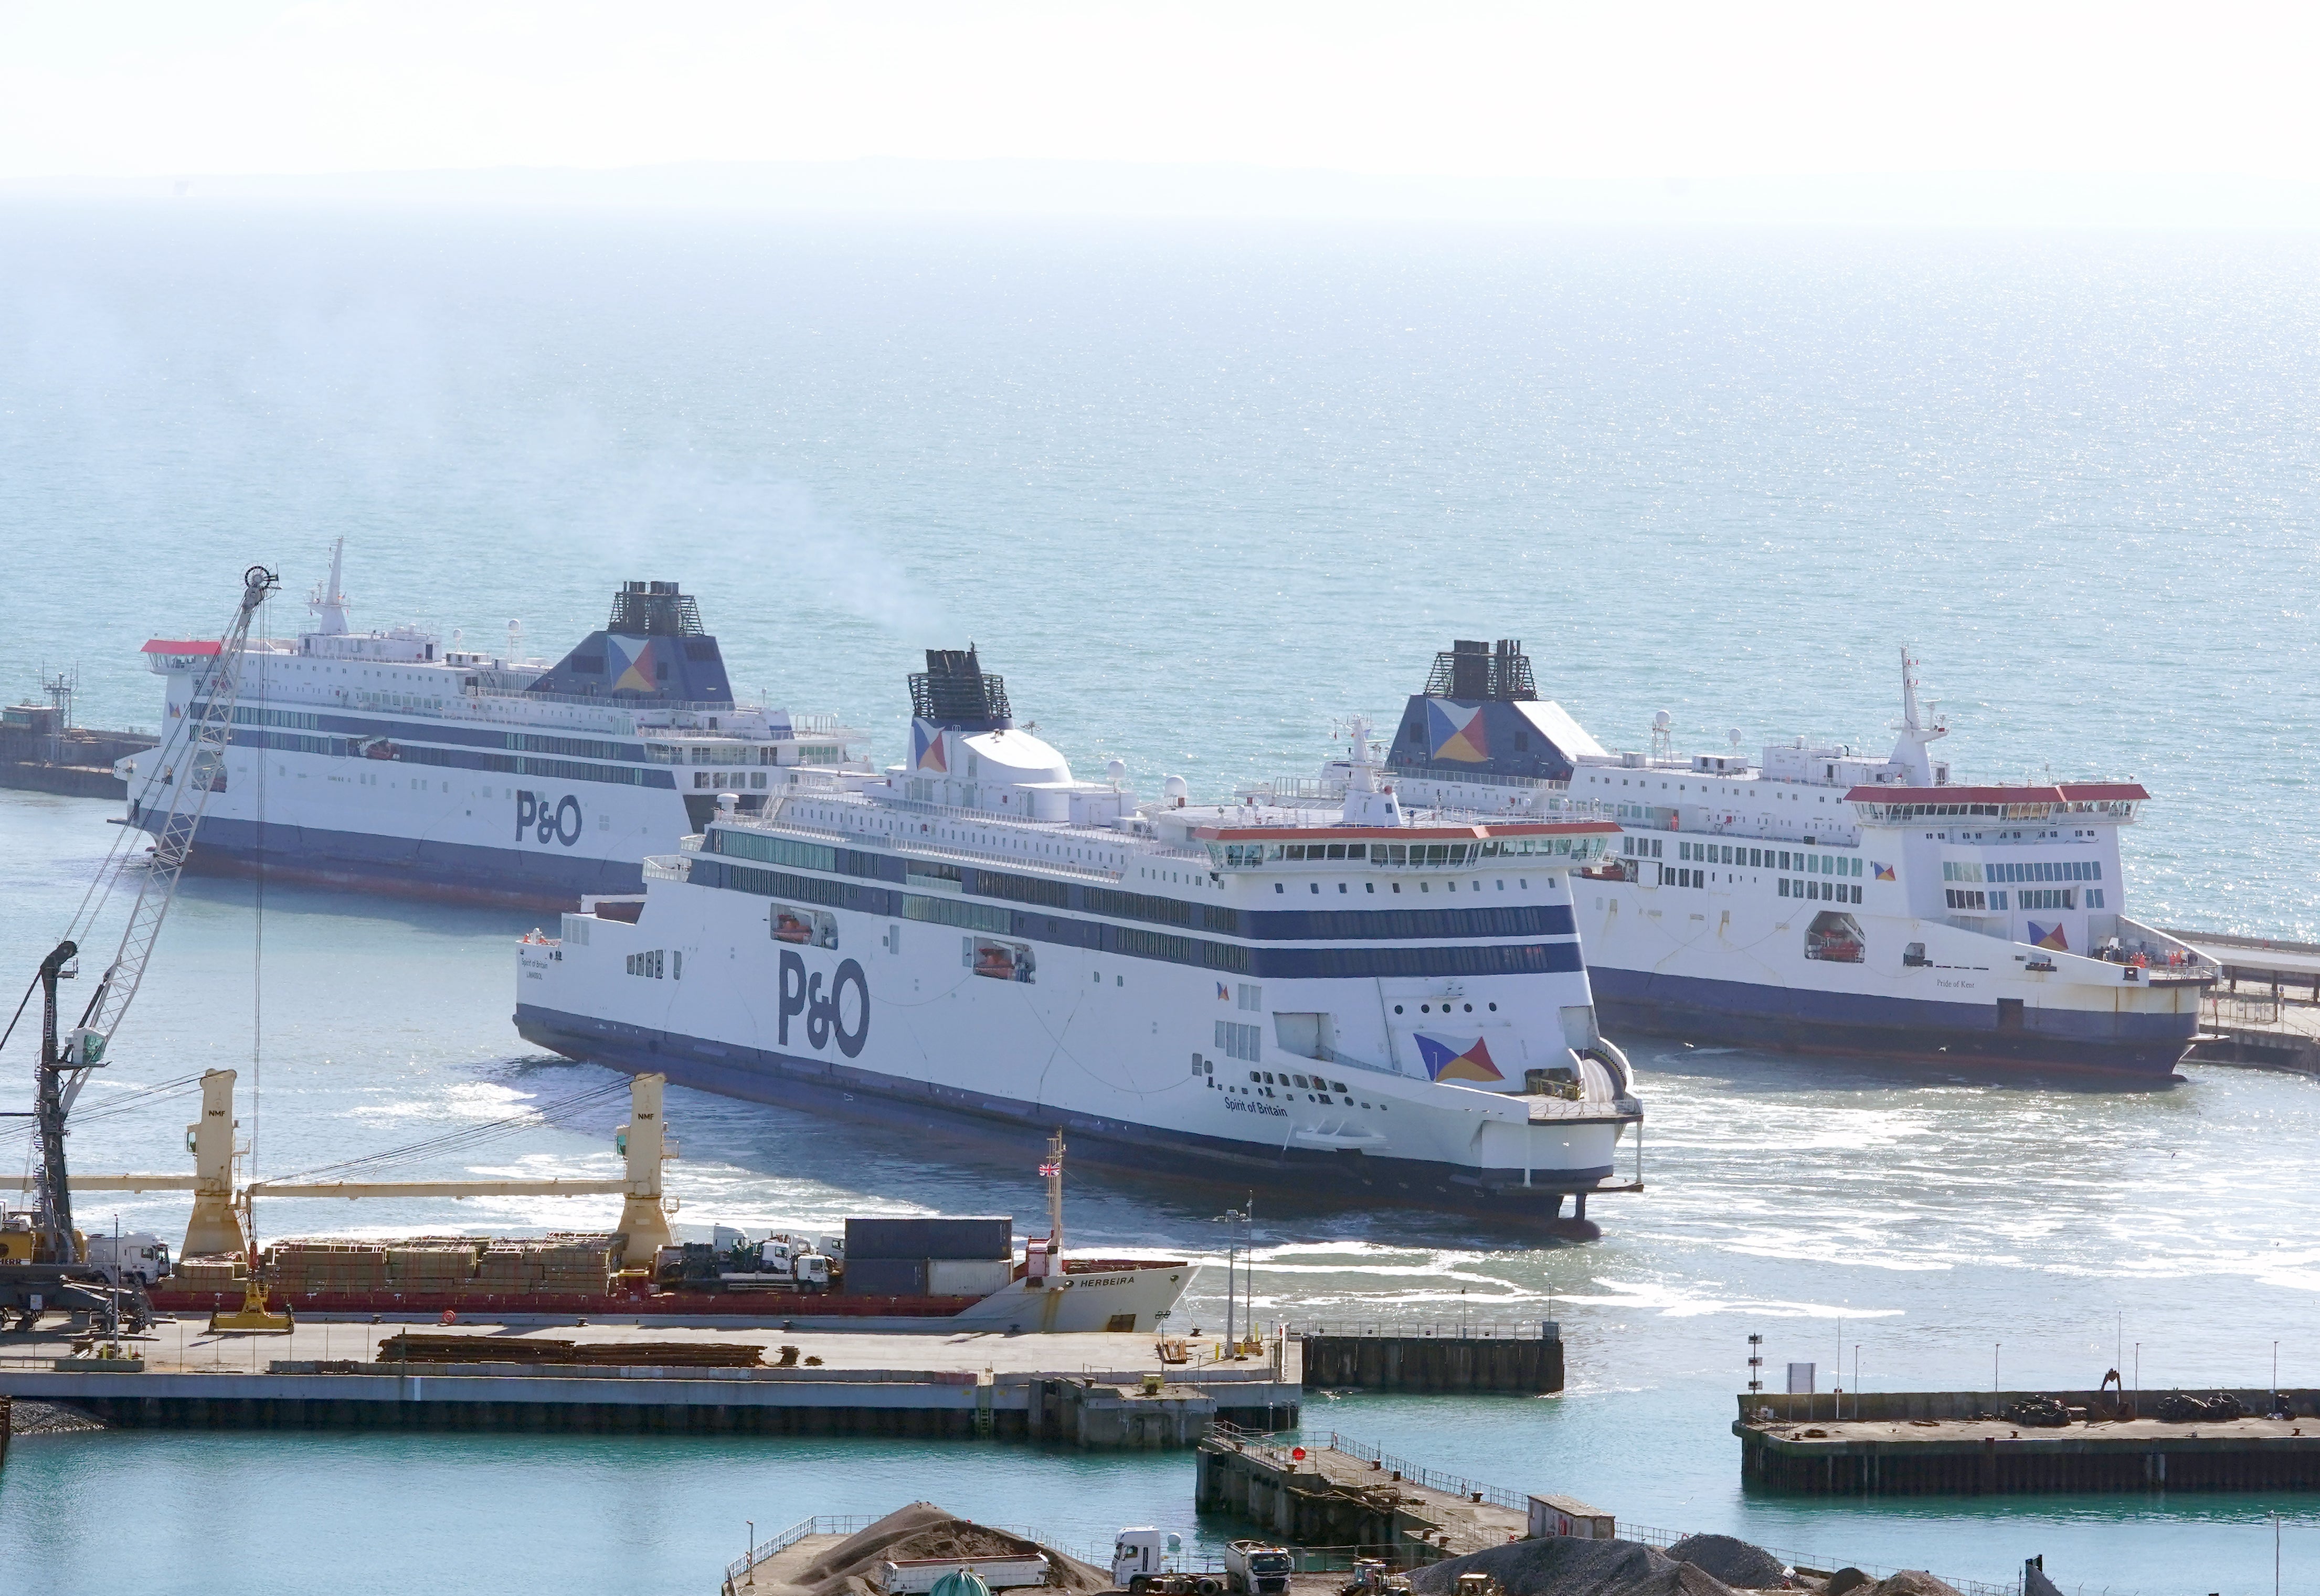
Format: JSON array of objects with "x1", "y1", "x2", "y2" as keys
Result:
[{"x1": 3, "y1": 208, "x2": 2318, "y2": 1594}]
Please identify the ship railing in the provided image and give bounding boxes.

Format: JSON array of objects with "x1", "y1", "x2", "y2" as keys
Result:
[
  {"x1": 727, "y1": 800, "x2": 1137, "y2": 885},
  {"x1": 641, "y1": 855, "x2": 692, "y2": 882},
  {"x1": 463, "y1": 683, "x2": 808, "y2": 720}
]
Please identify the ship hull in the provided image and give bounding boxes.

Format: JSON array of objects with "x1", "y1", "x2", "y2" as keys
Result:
[
  {"x1": 1575, "y1": 875, "x2": 2200, "y2": 1079},
  {"x1": 173, "y1": 814, "x2": 644, "y2": 911},
  {"x1": 1590, "y1": 966, "x2": 2193, "y2": 1078},
  {"x1": 515, "y1": 1001, "x2": 1624, "y2": 1226}
]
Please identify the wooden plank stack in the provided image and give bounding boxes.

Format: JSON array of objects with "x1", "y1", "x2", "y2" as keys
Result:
[{"x1": 376, "y1": 1334, "x2": 766, "y2": 1369}]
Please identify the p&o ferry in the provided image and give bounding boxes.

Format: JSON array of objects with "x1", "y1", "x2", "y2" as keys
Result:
[
  {"x1": 123, "y1": 544, "x2": 867, "y2": 909},
  {"x1": 516, "y1": 648, "x2": 1644, "y2": 1232},
  {"x1": 1298, "y1": 641, "x2": 2209, "y2": 1078}
]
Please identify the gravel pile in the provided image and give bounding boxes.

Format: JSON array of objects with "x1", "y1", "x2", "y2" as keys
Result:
[
  {"x1": 789, "y1": 1503, "x2": 1108, "y2": 1596},
  {"x1": 1663, "y1": 1535, "x2": 1785, "y2": 1588},
  {"x1": 8, "y1": 1399, "x2": 108, "y2": 1435},
  {"x1": 1409, "y1": 1536, "x2": 1740, "y2": 1596},
  {"x1": 1859, "y1": 1573, "x2": 1964, "y2": 1596}
]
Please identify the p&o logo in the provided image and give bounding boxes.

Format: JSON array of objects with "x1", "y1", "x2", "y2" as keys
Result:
[
  {"x1": 515, "y1": 790, "x2": 583, "y2": 847},
  {"x1": 778, "y1": 950, "x2": 870, "y2": 1059}
]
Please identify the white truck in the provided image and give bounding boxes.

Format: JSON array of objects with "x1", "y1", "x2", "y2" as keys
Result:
[
  {"x1": 875, "y1": 1554, "x2": 1050, "y2": 1593},
  {"x1": 1113, "y1": 1530, "x2": 1221, "y2": 1595},
  {"x1": 83, "y1": 1231, "x2": 173, "y2": 1288},
  {"x1": 1223, "y1": 1542, "x2": 1293, "y2": 1596}
]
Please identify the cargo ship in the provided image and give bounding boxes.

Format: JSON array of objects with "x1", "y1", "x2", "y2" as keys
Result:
[
  {"x1": 1284, "y1": 641, "x2": 2211, "y2": 1077},
  {"x1": 151, "y1": 1216, "x2": 1189, "y2": 1332},
  {"x1": 516, "y1": 646, "x2": 1644, "y2": 1233},
  {"x1": 121, "y1": 542, "x2": 870, "y2": 909}
]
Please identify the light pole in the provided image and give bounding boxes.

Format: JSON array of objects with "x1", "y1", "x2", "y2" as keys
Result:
[
  {"x1": 1213, "y1": 1207, "x2": 1249, "y2": 1356},
  {"x1": 747, "y1": 1520, "x2": 755, "y2": 1579}
]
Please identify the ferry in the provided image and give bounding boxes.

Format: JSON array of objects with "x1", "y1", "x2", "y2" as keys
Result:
[
  {"x1": 1291, "y1": 641, "x2": 2210, "y2": 1078},
  {"x1": 121, "y1": 542, "x2": 869, "y2": 908},
  {"x1": 515, "y1": 648, "x2": 1644, "y2": 1233}
]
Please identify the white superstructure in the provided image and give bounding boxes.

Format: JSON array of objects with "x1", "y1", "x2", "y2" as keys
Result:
[
  {"x1": 121, "y1": 543, "x2": 868, "y2": 908},
  {"x1": 517, "y1": 648, "x2": 1643, "y2": 1231},
  {"x1": 1313, "y1": 641, "x2": 2210, "y2": 1078}
]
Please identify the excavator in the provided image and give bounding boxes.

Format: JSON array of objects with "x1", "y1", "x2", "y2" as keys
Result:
[{"x1": 0, "y1": 564, "x2": 278, "y2": 1336}]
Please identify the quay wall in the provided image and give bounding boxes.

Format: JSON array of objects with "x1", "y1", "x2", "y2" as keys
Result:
[
  {"x1": 1300, "y1": 1334, "x2": 1562, "y2": 1394},
  {"x1": 1, "y1": 1366, "x2": 1297, "y2": 1448}
]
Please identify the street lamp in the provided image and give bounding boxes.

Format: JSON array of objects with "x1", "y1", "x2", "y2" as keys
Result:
[{"x1": 1212, "y1": 1205, "x2": 1252, "y2": 1356}]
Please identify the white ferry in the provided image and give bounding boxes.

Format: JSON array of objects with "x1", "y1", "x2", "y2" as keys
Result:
[
  {"x1": 1302, "y1": 641, "x2": 2210, "y2": 1079},
  {"x1": 515, "y1": 648, "x2": 1644, "y2": 1232},
  {"x1": 121, "y1": 543, "x2": 868, "y2": 909}
]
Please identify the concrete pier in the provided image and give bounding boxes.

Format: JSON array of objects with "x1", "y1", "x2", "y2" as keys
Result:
[
  {"x1": 0, "y1": 1323, "x2": 1298, "y2": 1447},
  {"x1": 1196, "y1": 1427, "x2": 1526, "y2": 1556},
  {"x1": 1736, "y1": 1390, "x2": 2320, "y2": 1494},
  {"x1": 2171, "y1": 928, "x2": 2320, "y2": 1072},
  {"x1": 1298, "y1": 1329, "x2": 1562, "y2": 1394}
]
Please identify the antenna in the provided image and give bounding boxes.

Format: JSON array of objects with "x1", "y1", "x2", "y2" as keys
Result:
[{"x1": 1650, "y1": 710, "x2": 1673, "y2": 761}]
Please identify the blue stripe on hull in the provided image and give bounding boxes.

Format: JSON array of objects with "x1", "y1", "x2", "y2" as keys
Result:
[
  {"x1": 1590, "y1": 965, "x2": 2192, "y2": 1077},
  {"x1": 168, "y1": 815, "x2": 640, "y2": 911},
  {"x1": 512, "y1": 1003, "x2": 1618, "y2": 1225}
]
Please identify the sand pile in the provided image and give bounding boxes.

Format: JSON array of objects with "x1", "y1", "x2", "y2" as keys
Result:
[
  {"x1": 781, "y1": 1503, "x2": 1108, "y2": 1596},
  {"x1": 1409, "y1": 1535, "x2": 1741, "y2": 1596}
]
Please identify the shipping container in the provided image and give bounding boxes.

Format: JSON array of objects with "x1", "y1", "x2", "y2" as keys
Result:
[
  {"x1": 844, "y1": 1217, "x2": 1012, "y2": 1262},
  {"x1": 842, "y1": 1258, "x2": 929, "y2": 1296},
  {"x1": 926, "y1": 1258, "x2": 1013, "y2": 1297}
]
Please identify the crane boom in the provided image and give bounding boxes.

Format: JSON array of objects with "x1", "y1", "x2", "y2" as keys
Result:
[{"x1": 68, "y1": 564, "x2": 278, "y2": 1102}]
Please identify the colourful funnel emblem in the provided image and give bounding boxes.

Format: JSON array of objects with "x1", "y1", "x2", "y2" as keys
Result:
[
  {"x1": 911, "y1": 719, "x2": 948, "y2": 773},
  {"x1": 608, "y1": 635, "x2": 659, "y2": 694},
  {"x1": 1413, "y1": 1033, "x2": 1506, "y2": 1084},
  {"x1": 1872, "y1": 861, "x2": 1897, "y2": 881},
  {"x1": 2028, "y1": 921, "x2": 2069, "y2": 952},
  {"x1": 1425, "y1": 699, "x2": 1490, "y2": 763}
]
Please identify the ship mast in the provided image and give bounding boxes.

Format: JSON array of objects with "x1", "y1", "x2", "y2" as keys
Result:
[
  {"x1": 1044, "y1": 1128, "x2": 1065, "y2": 1265},
  {"x1": 1890, "y1": 646, "x2": 1948, "y2": 784}
]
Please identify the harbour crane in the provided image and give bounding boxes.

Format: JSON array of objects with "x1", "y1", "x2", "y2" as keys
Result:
[{"x1": 1, "y1": 565, "x2": 278, "y2": 1329}]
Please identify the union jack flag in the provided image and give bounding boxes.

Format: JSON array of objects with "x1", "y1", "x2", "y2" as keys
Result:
[{"x1": 1039, "y1": 1163, "x2": 1060, "y2": 1177}]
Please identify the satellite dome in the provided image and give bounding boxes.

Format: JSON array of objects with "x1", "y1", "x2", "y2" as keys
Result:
[{"x1": 1651, "y1": 710, "x2": 1672, "y2": 731}]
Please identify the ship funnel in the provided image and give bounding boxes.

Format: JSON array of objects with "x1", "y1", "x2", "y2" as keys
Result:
[{"x1": 910, "y1": 645, "x2": 1013, "y2": 731}]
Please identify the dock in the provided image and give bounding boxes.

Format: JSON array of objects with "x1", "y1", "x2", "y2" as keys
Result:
[
  {"x1": 1196, "y1": 1425, "x2": 1527, "y2": 1556},
  {"x1": 0, "y1": 715, "x2": 150, "y2": 800},
  {"x1": 1296, "y1": 1324, "x2": 1563, "y2": 1394},
  {"x1": 1735, "y1": 1390, "x2": 2320, "y2": 1493},
  {"x1": 2171, "y1": 928, "x2": 2320, "y2": 1072},
  {"x1": 0, "y1": 1323, "x2": 1299, "y2": 1447}
]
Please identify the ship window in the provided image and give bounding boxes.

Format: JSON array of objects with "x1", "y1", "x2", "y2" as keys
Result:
[
  {"x1": 1274, "y1": 883, "x2": 1284, "y2": 893},
  {"x1": 1249, "y1": 1071, "x2": 1261, "y2": 1083}
]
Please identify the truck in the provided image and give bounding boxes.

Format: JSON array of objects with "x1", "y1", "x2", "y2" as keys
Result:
[
  {"x1": 1112, "y1": 1529, "x2": 1219, "y2": 1595},
  {"x1": 84, "y1": 1231, "x2": 174, "y2": 1288},
  {"x1": 655, "y1": 1231, "x2": 834, "y2": 1292},
  {"x1": 1223, "y1": 1542, "x2": 1292, "y2": 1596}
]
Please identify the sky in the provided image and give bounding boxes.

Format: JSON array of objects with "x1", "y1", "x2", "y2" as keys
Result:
[{"x1": 1, "y1": 1, "x2": 2314, "y2": 188}]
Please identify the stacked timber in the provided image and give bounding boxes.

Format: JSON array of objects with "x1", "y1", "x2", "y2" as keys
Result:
[
  {"x1": 534, "y1": 1235, "x2": 621, "y2": 1295},
  {"x1": 376, "y1": 1334, "x2": 764, "y2": 1368},
  {"x1": 173, "y1": 1255, "x2": 246, "y2": 1288},
  {"x1": 386, "y1": 1244, "x2": 478, "y2": 1293},
  {"x1": 269, "y1": 1242, "x2": 390, "y2": 1294},
  {"x1": 469, "y1": 1242, "x2": 546, "y2": 1295}
]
